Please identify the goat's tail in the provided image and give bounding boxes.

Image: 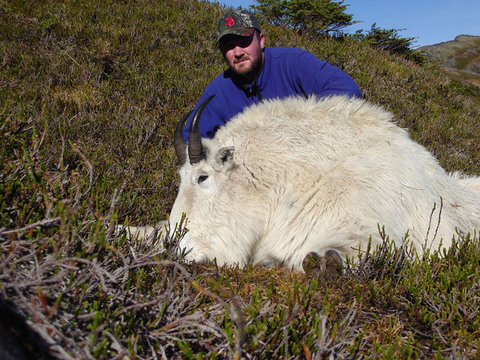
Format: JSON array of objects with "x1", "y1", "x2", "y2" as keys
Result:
[{"x1": 457, "y1": 174, "x2": 480, "y2": 195}]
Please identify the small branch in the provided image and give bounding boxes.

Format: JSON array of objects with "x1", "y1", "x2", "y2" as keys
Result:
[{"x1": 1, "y1": 217, "x2": 60, "y2": 235}]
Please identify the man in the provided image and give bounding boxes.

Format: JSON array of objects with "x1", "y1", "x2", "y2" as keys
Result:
[{"x1": 182, "y1": 9, "x2": 362, "y2": 141}]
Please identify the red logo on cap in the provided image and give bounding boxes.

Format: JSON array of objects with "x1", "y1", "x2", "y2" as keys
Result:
[{"x1": 225, "y1": 16, "x2": 235, "y2": 27}]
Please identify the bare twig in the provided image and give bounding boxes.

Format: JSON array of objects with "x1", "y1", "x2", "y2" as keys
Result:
[{"x1": 1, "y1": 217, "x2": 60, "y2": 235}]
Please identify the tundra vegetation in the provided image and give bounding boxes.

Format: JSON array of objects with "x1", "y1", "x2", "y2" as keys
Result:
[{"x1": 1, "y1": 0, "x2": 480, "y2": 358}]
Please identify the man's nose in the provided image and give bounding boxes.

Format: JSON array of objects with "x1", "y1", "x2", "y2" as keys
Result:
[{"x1": 232, "y1": 46, "x2": 244, "y2": 57}]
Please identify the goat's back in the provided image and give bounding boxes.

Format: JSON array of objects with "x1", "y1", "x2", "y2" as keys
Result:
[{"x1": 212, "y1": 96, "x2": 480, "y2": 258}]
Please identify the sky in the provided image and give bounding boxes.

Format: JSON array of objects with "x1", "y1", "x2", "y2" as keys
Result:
[{"x1": 210, "y1": 0, "x2": 480, "y2": 48}]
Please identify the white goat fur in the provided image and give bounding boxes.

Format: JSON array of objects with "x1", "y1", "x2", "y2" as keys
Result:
[{"x1": 148, "y1": 96, "x2": 480, "y2": 270}]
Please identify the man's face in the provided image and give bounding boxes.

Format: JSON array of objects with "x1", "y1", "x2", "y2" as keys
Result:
[{"x1": 219, "y1": 30, "x2": 265, "y2": 83}]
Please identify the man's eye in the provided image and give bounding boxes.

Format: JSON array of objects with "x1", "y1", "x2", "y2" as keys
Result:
[
  {"x1": 198, "y1": 175, "x2": 209, "y2": 184},
  {"x1": 222, "y1": 42, "x2": 236, "y2": 51}
]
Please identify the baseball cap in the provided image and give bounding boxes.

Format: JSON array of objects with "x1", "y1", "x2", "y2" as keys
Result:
[{"x1": 216, "y1": 10, "x2": 262, "y2": 44}]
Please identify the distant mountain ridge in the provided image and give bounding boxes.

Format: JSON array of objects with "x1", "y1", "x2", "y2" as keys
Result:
[{"x1": 418, "y1": 35, "x2": 480, "y2": 87}]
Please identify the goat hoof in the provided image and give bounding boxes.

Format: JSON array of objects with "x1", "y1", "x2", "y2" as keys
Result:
[{"x1": 302, "y1": 250, "x2": 343, "y2": 279}]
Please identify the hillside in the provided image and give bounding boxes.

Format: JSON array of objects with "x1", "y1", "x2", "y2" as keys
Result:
[
  {"x1": 419, "y1": 35, "x2": 480, "y2": 87},
  {"x1": 1, "y1": 0, "x2": 480, "y2": 358}
]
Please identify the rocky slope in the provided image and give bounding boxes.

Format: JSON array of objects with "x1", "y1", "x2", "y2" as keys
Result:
[{"x1": 419, "y1": 35, "x2": 480, "y2": 87}]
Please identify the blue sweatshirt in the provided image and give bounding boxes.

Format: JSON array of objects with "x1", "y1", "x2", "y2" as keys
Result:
[{"x1": 183, "y1": 47, "x2": 362, "y2": 141}]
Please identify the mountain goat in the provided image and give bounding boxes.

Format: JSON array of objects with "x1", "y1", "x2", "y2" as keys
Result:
[{"x1": 128, "y1": 96, "x2": 480, "y2": 272}]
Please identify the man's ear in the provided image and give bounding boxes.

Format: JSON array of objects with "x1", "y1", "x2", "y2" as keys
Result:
[
  {"x1": 259, "y1": 32, "x2": 265, "y2": 50},
  {"x1": 215, "y1": 146, "x2": 235, "y2": 169}
]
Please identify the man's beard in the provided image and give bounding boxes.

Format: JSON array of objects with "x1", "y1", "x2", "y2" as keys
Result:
[{"x1": 231, "y1": 54, "x2": 263, "y2": 84}]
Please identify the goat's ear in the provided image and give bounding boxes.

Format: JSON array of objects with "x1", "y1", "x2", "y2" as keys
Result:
[{"x1": 215, "y1": 146, "x2": 235, "y2": 169}]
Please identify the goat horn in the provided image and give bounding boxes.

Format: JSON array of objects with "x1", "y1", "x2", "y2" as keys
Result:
[
  {"x1": 188, "y1": 95, "x2": 215, "y2": 165},
  {"x1": 173, "y1": 110, "x2": 192, "y2": 165}
]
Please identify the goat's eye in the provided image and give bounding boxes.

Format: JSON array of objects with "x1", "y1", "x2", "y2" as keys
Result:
[{"x1": 198, "y1": 175, "x2": 209, "y2": 184}]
